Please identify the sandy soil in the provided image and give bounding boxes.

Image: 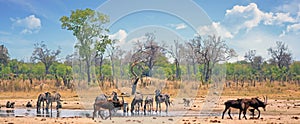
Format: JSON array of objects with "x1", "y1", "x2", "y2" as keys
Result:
[
  {"x1": 0, "y1": 115, "x2": 299, "y2": 124},
  {"x1": 1, "y1": 96, "x2": 300, "y2": 124}
]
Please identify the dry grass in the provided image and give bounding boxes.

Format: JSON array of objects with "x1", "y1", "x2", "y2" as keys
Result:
[
  {"x1": 221, "y1": 81, "x2": 300, "y2": 99},
  {"x1": 1, "y1": 80, "x2": 300, "y2": 102}
]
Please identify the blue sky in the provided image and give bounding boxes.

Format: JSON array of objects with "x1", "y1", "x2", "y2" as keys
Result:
[{"x1": 0, "y1": 0, "x2": 300, "y2": 62}]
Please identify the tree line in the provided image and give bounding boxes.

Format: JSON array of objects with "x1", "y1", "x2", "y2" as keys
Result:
[{"x1": 0, "y1": 8, "x2": 299, "y2": 92}]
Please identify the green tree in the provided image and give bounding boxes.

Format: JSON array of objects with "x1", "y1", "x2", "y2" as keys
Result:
[
  {"x1": 31, "y1": 62, "x2": 45, "y2": 80},
  {"x1": 60, "y1": 8, "x2": 109, "y2": 84},
  {"x1": 50, "y1": 62, "x2": 72, "y2": 87}
]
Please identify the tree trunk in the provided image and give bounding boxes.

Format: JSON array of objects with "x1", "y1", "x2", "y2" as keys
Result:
[
  {"x1": 204, "y1": 62, "x2": 210, "y2": 83},
  {"x1": 193, "y1": 62, "x2": 197, "y2": 75},
  {"x1": 130, "y1": 61, "x2": 139, "y2": 95},
  {"x1": 86, "y1": 60, "x2": 91, "y2": 84},
  {"x1": 187, "y1": 64, "x2": 190, "y2": 81},
  {"x1": 175, "y1": 59, "x2": 180, "y2": 80},
  {"x1": 111, "y1": 56, "x2": 115, "y2": 88},
  {"x1": 45, "y1": 65, "x2": 50, "y2": 75}
]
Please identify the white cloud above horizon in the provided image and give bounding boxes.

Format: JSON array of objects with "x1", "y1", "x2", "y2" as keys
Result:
[
  {"x1": 197, "y1": 22, "x2": 233, "y2": 39},
  {"x1": 216, "y1": 2, "x2": 300, "y2": 62},
  {"x1": 223, "y1": 3, "x2": 297, "y2": 35},
  {"x1": 10, "y1": 15, "x2": 41, "y2": 34},
  {"x1": 275, "y1": 0, "x2": 300, "y2": 15},
  {"x1": 109, "y1": 29, "x2": 128, "y2": 45},
  {"x1": 168, "y1": 23, "x2": 187, "y2": 30}
]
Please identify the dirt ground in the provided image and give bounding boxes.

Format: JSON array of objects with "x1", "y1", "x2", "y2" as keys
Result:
[
  {"x1": 1, "y1": 83, "x2": 300, "y2": 124},
  {"x1": 0, "y1": 96, "x2": 300, "y2": 124}
]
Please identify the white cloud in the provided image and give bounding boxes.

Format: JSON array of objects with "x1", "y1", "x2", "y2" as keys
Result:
[
  {"x1": 197, "y1": 22, "x2": 233, "y2": 39},
  {"x1": 11, "y1": 15, "x2": 41, "y2": 34},
  {"x1": 0, "y1": 31, "x2": 11, "y2": 35},
  {"x1": 224, "y1": 3, "x2": 296, "y2": 34},
  {"x1": 224, "y1": 3, "x2": 264, "y2": 32},
  {"x1": 280, "y1": 23, "x2": 300, "y2": 37},
  {"x1": 222, "y1": 2, "x2": 300, "y2": 62},
  {"x1": 127, "y1": 35, "x2": 147, "y2": 44},
  {"x1": 287, "y1": 23, "x2": 300, "y2": 32},
  {"x1": 275, "y1": 0, "x2": 300, "y2": 15},
  {"x1": 264, "y1": 12, "x2": 296, "y2": 25},
  {"x1": 175, "y1": 23, "x2": 187, "y2": 30},
  {"x1": 109, "y1": 29, "x2": 127, "y2": 45},
  {"x1": 168, "y1": 23, "x2": 187, "y2": 30},
  {"x1": 228, "y1": 29, "x2": 276, "y2": 62}
]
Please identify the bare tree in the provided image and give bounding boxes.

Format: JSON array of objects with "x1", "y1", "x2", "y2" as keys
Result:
[
  {"x1": 31, "y1": 41, "x2": 61, "y2": 74},
  {"x1": 64, "y1": 54, "x2": 74, "y2": 66},
  {"x1": 267, "y1": 41, "x2": 292, "y2": 69},
  {"x1": 245, "y1": 50, "x2": 264, "y2": 71},
  {"x1": 185, "y1": 41, "x2": 198, "y2": 80},
  {"x1": 165, "y1": 39, "x2": 183, "y2": 79},
  {"x1": 130, "y1": 33, "x2": 166, "y2": 94},
  {"x1": 0, "y1": 45, "x2": 9, "y2": 65},
  {"x1": 244, "y1": 50, "x2": 256, "y2": 64},
  {"x1": 188, "y1": 35, "x2": 236, "y2": 83},
  {"x1": 244, "y1": 50, "x2": 264, "y2": 86},
  {"x1": 144, "y1": 33, "x2": 165, "y2": 77},
  {"x1": 107, "y1": 39, "x2": 119, "y2": 88}
]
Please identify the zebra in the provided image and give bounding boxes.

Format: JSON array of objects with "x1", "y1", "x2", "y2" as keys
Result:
[
  {"x1": 155, "y1": 89, "x2": 171, "y2": 113},
  {"x1": 36, "y1": 92, "x2": 51, "y2": 112},
  {"x1": 143, "y1": 96, "x2": 154, "y2": 115},
  {"x1": 130, "y1": 92, "x2": 143, "y2": 115}
]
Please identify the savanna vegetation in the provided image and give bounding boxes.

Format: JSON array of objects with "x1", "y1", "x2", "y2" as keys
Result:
[{"x1": 0, "y1": 8, "x2": 299, "y2": 98}]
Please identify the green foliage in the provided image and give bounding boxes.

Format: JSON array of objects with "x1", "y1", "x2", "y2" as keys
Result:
[
  {"x1": 60, "y1": 8, "x2": 110, "y2": 83},
  {"x1": 50, "y1": 62, "x2": 72, "y2": 78},
  {"x1": 291, "y1": 61, "x2": 300, "y2": 75},
  {"x1": 31, "y1": 62, "x2": 45, "y2": 79},
  {"x1": 101, "y1": 64, "x2": 112, "y2": 76}
]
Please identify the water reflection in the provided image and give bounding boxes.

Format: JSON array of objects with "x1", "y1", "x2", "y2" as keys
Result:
[
  {"x1": 0, "y1": 109, "x2": 15, "y2": 117},
  {"x1": 0, "y1": 108, "x2": 221, "y2": 118},
  {"x1": 36, "y1": 109, "x2": 60, "y2": 117}
]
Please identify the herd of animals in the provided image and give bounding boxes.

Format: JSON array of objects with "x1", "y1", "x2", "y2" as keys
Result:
[
  {"x1": 0, "y1": 90, "x2": 268, "y2": 121},
  {"x1": 92, "y1": 89, "x2": 268, "y2": 120},
  {"x1": 92, "y1": 89, "x2": 172, "y2": 120}
]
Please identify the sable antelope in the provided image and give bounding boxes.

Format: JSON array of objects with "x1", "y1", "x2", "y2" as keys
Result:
[
  {"x1": 155, "y1": 89, "x2": 171, "y2": 113},
  {"x1": 143, "y1": 96, "x2": 154, "y2": 115},
  {"x1": 222, "y1": 99, "x2": 248, "y2": 120},
  {"x1": 130, "y1": 92, "x2": 143, "y2": 115},
  {"x1": 245, "y1": 96, "x2": 268, "y2": 119}
]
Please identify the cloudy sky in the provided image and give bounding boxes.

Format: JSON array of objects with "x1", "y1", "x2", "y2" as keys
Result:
[{"x1": 0, "y1": 0, "x2": 299, "y2": 62}]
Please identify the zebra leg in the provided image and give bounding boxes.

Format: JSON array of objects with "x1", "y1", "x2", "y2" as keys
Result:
[
  {"x1": 155, "y1": 102, "x2": 158, "y2": 113},
  {"x1": 165, "y1": 101, "x2": 168, "y2": 113},
  {"x1": 159, "y1": 103, "x2": 161, "y2": 113},
  {"x1": 144, "y1": 104, "x2": 146, "y2": 115}
]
